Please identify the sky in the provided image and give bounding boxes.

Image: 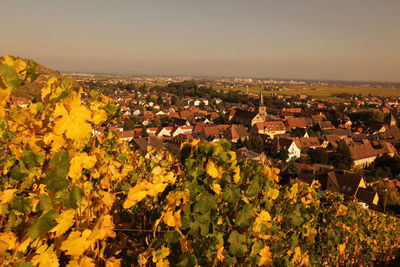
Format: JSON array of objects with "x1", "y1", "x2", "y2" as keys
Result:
[{"x1": 1, "y1": 0, "x2": 399, "y2": 82}]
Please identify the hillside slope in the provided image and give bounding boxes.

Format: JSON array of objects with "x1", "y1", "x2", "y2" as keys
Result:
[{"x1": 0, "y1": 55, "x2": 61, "y2": 99}]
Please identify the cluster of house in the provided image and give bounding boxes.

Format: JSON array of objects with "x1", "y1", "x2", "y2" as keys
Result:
[
  {"x1": 297, "y1": 165, "x2": 379, "y2": 209},
  {"x1": 106, "y1": 92, "x2": 400, "y2": 209}
]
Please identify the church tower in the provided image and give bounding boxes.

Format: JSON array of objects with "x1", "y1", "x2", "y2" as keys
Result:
[
  {"x1": 390, "y1": 113, "x2": 397, "y2": 126},
  {"x1": 258, "y1": 91, "x2": 266, "y2": 119}
]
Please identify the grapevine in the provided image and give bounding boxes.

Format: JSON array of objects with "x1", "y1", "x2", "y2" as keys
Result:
[{"x1": 0, "y1": 56, "x2": 399, "y2": 266}]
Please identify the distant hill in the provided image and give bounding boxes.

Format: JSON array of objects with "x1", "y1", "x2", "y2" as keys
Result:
[{"x1": 0, "y1": 56, "x2": 61, "y2": 100}]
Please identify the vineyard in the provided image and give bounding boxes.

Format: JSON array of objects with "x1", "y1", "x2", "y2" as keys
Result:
[{"x1": 0, "y1": 56, "x2": 399, "y2": 266}]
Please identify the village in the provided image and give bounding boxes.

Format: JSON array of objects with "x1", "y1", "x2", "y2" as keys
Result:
[{"x1": 36, "y1": 77, "x2": 392, "y2": 215}]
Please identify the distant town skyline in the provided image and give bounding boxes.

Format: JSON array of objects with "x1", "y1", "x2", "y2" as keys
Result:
[{"x1": 1, "y1": 0, "x2": 399, "y2": 82}]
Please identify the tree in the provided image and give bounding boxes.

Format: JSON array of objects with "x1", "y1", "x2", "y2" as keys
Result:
[
  {"x1": 331, "y1": 143, "x2": 353, "y2": 170},
  {"x1": 374, "y1": 180, "x2": 400, "y2": 212},
  {"x1": 308, "y1": 148, "x2": 329, "y2": 164},
  {"x1": 366, "y1": 154, "x2": 400, "y2": 182},
  {"x1": 278, "y1": 149, "x2": 289, "y2": 162},
  {"x1": 141, "y1": 128, "x2": 148, "y2": 137},
  {"x1": 156, "y1": 94, "x2": 163, "y2": 105},
  {"x1": 171, "y1": 95, "x2": 180, "y2": 106},
  {"x1": 244, "y1": 136, "x2": 264, "y2": 153},
  {"x1": 198, "y1": 101, "x2": 206, "y2": 110}
]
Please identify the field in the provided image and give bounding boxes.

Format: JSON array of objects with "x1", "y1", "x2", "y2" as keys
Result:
[{"x1": 213, "y1": 84, "x2": 400, "y2": 101}]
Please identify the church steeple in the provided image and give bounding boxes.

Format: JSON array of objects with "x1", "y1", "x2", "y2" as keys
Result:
[
  {"x1": 390, "y1": 113, "x2": 397, "y2": 126},
  {"x1": 258, "y1": 91, "x2": 266, "y2": 118}
]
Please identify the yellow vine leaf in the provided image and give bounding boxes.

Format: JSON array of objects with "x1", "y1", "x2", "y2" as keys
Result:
[
  {"x1": 147, "y1": 183, "x2": 168, "y2": 197},
  {"x1": 152, "y1": 166, "x2": 163, "y2": 175},
  {"x1": 156, "y1": 260, "x2": 170, "y2": 267},
  {"x1": 165, "y1": 191, "x2": 188, "y2": 208},
  {"x1": 31, "y1": 244, "x2": 59, "y2": 267},
  {"x1": 258, "y1": 246, "x2": 272, "y2": 266},
  {"x1": 100, "y1": 191, "x2": 116, "y2": 209},
  {"x1": 60, "y1": 230, "x2": 92, "y2": 256},
  {"x1": 206, "y1": 161, "x2": 220, "y2": 178},
  {"x1": 41, "y1": 77, "x2": 64, "y2": 101},
  {"x1": 163, "y1": 210, "x2": 182, "y2": 228},
  {"x1": 152, "y1": 246, "x2": 170, "y2": 265},
  {"x1": 105, "y1": 257, "x2": 121, "y2": 267},
  {"x1": 253, "y1": 211, "x2": 272, "y2": 233},
  {"x1": 67, "y1": 257, "x2": 95, "y2": 267},
  {"x1": 68, "y1": 152, "x2": 97, "y2": 182},
  {"x1": 338, "y1": 243, "x2": 346, "y2": 256},
  {"x1": 267, "y1": 188, "x2": 279, "y2": 201},
  {"x1": 0, "y1": 232, "x2": 17, "y2": 255},
  {"x1": 90, "y1": 102, "x2": 108, "y2": 125},
  {"x1": 291, "y1": 246, "x2": 302, "y2": 264},
  {"x1": 262, "y1": 165, "x2": 280, "y2": 182},
  {"x1": 123, "y1": 182, "x2": 148, "y2": 209},
  {"x1": 191, "y1": 139, "x2": 201, "y2": 147},
  {"x1": 89, "y1": 214, "x2": 116, "y2": 240},
  {"x1": 53, "y1": 92, "x2": 92, "y2": 141},
  {"x1": 233, "y1": 166, "x2": 241, "y2": 183},
  {"x1": 0, "y1": 189, "x2": 18, "y2": 205},
  {"x1": 212, "y1": 183, "x2": 222, "y2": 196},
  {"x1": 216, "y1": 244, "x2": 225, "y2": 262},
  {"x1": 17, "y1": 237, "x2": 31, "y2": 252},
  {"x1": 43, "y1": 132, "x2": 66, "y2": 153},
  {"x1": 3, "y1": 55, "x2": 28, "y2": 79},
  {"x1": 287, "y1": 183, "x2": 298, "y2": 200},
  {"x1": 336, "y1": 204, "x2": 348, "y2": 216},
  {"x1": 301, "y1": 193, "x2": 312, "y2": 205},
  {"x1": 50, "y1": 209, "x2": 75, "y2": 237},
  {"x1": 0, "y1": 88, "x2": 12, "y2": 118}
]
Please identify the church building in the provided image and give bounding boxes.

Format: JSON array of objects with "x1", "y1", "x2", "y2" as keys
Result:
[{"x1": 229, "y1": 92, "x2": 267, "y2": 127}]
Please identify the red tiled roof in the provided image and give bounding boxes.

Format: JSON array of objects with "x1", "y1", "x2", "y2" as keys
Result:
[
  {"x1": 193, "y1": 122, "x2": 206, "y2": 133},
  {"x1": 286, "y1": 117, "x2": 311, "y2": 129},
  {"x1": 180, "y1": 110, "x2": 195, "y2": 119},
  {"x1": 255, "y1": 121, "x2": 286, "y2": 131},
  {"x1": 203, "y1": 126, "x2": 220, "y2": 137}
]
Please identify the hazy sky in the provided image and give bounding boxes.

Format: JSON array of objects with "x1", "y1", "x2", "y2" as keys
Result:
[{"x1": 1, "y1": 0, "x2": 399, "y2": 82}]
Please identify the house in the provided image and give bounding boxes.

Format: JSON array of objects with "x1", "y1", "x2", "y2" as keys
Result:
[
  {"x1": 325, "y1": 134, "x2": 341, "y2": 148},
  {"x1": 146, "y1": 127, "x2": 159, "y2": 136},
  {"x1": 323, "y1": 128, "x2": 351, "y2": 138},
  {"x1": 163, "y1": 134, "x2": 193, "y2": 150},
  {"x1": 230, "y1": 93, "x2": 266, "y2": 127},
  {"x1": 356, "y1": 188, "x2": 380, "y2": 209},
  {"x1": 193, "y1": 122, "x2": 206, "y2": 134},
  {"x1": 346, "y1": 140, "x2": 379, "y2": 168},
  {"x1": 200, "y1": 125, "x2": 230, "y2": 142},
  {"x1": 299, "y1": 170, "x2": 379, "y2": 208},
  {"x1": 314, "y1": 121, "x2": 335, "y2": 131},
  {"x1": 230, "y1": 109, "x2": 264, "y2": 127},
  {"x1": 236, "y1": 147, "x2": 266, "y2": 162},
  {"x1": 310, "y1": 114, "x2": 326, "y2": 124},
  {"x1": 143, "y1": 111, "x2": 155, "y2": 120},
  {"x1": 179, "y1": 110, "x2": 195, "y2": 120},
  {"x1": 10, "y1": 96, "x2": 29, "y2": 107},
  {"x1": 171, "y1": 126, "x2": 193, "y2": 137},
  {"x1": 266, "y1": 137, "x2": 301, "y2": 161},
  {"x1": 116, "y1": 130, "x2": 135, "y2": 141},
  {"x1": 155, "y1": 126, "x2": 174, "y2": 137},
  {"x1": 200, "y1": 126, "x2": 222, "y2": 142},
  {"x1": 286, "y1": 117, "x2": 312, "y2": 129},
  {"x1": 252, "y1": 121, "x2": 286, "y2": 137},
  {"x1": 132, "y1": 137, "x2": 164, "y2": 154},
  {"x1": 294, "y1": 137, "x2": 321, "y2": 149},
  {"x1": 225, "y1": 125, "x2": 249, "y2": 143},
  {"x1": 290, "y1": 127, "x2": 309, "y2": 138}
]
